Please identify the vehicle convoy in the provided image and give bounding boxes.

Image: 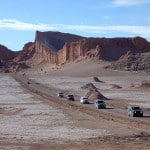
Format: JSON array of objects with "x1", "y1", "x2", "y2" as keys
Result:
[
  {"x1": 57, "y1": 92, "x2": 64, "y2": 98},
  {"x1": 80, "y1": 97, "x2": 89, "y2": 104},
  {"x1": 95, "y1": 99, "x2": 106, "y2": 109},
  {"x1": 67, "y1": 94, "x2": 74, "y2": 101},
  {"x1": 128, "y1": 105, "x2": 143, "y2": 117}
]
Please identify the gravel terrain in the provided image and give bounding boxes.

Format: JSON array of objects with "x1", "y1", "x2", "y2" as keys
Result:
[{"x1": 0, "y1": 73, "x2": 150, "y2": 150}]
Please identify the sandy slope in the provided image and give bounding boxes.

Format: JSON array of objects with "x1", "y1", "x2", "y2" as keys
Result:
[{"x1": 27, "y1": 60, "x2": 150, "y2": 109}]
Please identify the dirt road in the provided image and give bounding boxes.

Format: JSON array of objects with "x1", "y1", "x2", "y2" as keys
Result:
[
  {"x1": 0, "y1": 74, "x2": 150, "y2": 150},
  {"x1": 14, "y1": 74, "x2": 150, "y2": 131}
]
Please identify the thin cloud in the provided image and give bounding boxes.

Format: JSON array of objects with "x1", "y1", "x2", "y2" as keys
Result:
[
  {"x1": 0, "y1": 19, "x2": 57, "y2": 30},
  {"x1": 0, "y1": 19, "x2": 150, "y2": 38},
  {"x1": 112, "y1": 0, "x2": 150, "y2": 6}
]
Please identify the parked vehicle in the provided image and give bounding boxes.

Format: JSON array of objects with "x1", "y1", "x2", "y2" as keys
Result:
[
  {"x1": 57, "y1": 92, "x2": 64, "y2": 98},
  {"x1": 95, "y1": 99, "x2": 106, "y2": 109},
  {"x1": 128, "y1": 105, "x2": 143, "y2": 117},
  {"x1": 80, "y1": 97, "x2": 89, "y2": 104},
  {"x1": 67, "y1": 94, "x2": 74, "y2": 101}
]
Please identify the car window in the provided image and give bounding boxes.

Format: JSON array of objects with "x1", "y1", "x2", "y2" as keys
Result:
[
  {"x1": 97, "y1": 101, "x2": 103, "y2": 103},
  {"x1": 132, "y1": 107, "x2": 140, "y2": 110}
]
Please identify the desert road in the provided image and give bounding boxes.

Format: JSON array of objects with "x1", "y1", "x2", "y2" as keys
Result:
[
  {"x1": 14, "y1": 74, "x2": 150, "y2": 131},
  {"x1": 0, "y1": 74, "x2": 149, "y2": 150}
]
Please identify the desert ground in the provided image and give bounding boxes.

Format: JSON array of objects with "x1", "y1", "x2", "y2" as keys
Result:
[{"x1": 0, "y1": 60, "x2": 150, "y2": 149}]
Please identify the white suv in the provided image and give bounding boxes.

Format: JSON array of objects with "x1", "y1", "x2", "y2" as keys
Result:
[{"x1": 80, "y1": 97, "x2": 89, "y2": 104}]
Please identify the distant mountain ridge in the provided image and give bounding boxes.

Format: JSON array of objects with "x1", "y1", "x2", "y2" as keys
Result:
[{"x1": 0, "y1": 31, "x2": 150, "y2": 73}]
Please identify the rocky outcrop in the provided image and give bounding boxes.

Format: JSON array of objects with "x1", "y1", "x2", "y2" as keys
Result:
[
  {"x1": 1, "y1": 31, "x2": 150, "y2": 73},
  {"x1": 34, "y1": 31, "x2": 84, "y2": 64},
  {"x1": 81, "y1": 82, "x2": 108, "y2": 100},
  {"x1": 0, "y1": 44, "x2": 16, "y2": 61},
  {"x1": 86, "y1": 89, "x2": 108, "y2": 100},
  {"x1": 0, "y1": 43, "x2": 33, "y2": 72},
  {"x1": 0, "y1": 44, "x2": 18, "y2": 71},
  {"x1": 14, "y1": 42, "x2": 35, "y2": 62},
  {"x1": 35, "y1": 31, "x2": 84, "y2": 52},
  {"x1": 108, "y1": 51, "x2": 150, "y2": 73},
  {"x1": 81, "y1": 83, "x2": 97, "y2": 90},
  {"x1": 34, "y1": 32, "x2": 150, "y2": 65}
]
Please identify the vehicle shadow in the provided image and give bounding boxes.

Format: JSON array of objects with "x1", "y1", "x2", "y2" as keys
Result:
[
  {"x1": 89, "y1": 102, "x2": 94, "y2": 104},
  {"x1": 106, "y1": 107, "x2": 114, "y2": 109},
  {"x1": 142, "y1": 115, "x2": 150, "y2": 118}
]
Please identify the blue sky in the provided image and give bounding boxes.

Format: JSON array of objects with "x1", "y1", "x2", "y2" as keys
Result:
[{"x1": 0, "y1": 0, "x2": 150, "y2": 51}]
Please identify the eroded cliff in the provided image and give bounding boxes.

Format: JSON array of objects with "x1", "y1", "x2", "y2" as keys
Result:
[
  {"x1": 1, "y1": 31, "x2": 150, "y2": 73},
  {"x1": 34, "y1": 31, "x2": 150, "y2": 65}
]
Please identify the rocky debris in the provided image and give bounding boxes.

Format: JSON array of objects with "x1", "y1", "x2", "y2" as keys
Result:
[
  {"x1": 108, "y1": 51, "x2": 150, "y2": 73},
  {"x1": 86, "y1": 89, "x2": 108, "y2": 100},
  {"x1": 0, "y1": 60, "x2": 30, "y2": 73},
  {"x1": 85, "y1": 45, "x2": 102, "y2": 59},
  {"x1": 16, "y1": 63, "x2": 30, "y2": 70}
]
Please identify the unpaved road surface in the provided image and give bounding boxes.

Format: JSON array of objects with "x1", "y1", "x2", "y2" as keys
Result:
[{"x1": 0, "y1": 74, "x2": 150, "y2": 150}]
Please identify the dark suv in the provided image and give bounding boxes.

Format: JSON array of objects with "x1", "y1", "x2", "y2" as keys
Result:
[
  {"x1": 128, "y1": 105, "x2": 143, "y2": 117},
  {"x1": 95, "y1": 99, "x2": 106, "y2": 109},
  {"x1": 67, "y1": 94, "x2": 74, "y2": 101}
]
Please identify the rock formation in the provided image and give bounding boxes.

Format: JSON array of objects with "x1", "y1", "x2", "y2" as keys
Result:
[
  {"x1": 81, "y1": 83, "x2": 97, "y2": 90},
  {"x1": 0, "y1": 44, "x2": 16, "y2": 61},
  {"x1": 34, "y1": 32, "x2": 150, "y2": 66},
  {"x1": 93, "y1": 77, "x2": 103, "y2": 82},
  {"x1": 1, "y1": 31, "x2": 150, "y2": 73},
  {"x1": 0, "y1": 43, "x2": 32, "y2": 72},
  {"x1": 86, "y1": 88, "x2": 108, "y2": 100},
  {"x1": 34, "y1": 31, "x2": 84, "y2": 64},
  {"x1": 0, "y1": 44, "x2": 18, "y2": 71},
  {"x1": 14, "y1": 42, "x2": 35, "y2": 62},
  {"x1": 81, "y1": 83, "x2": 108, "y2": 100},
  {"x1": 108, "y1": 51, "x2": 150, "y2": 73}
]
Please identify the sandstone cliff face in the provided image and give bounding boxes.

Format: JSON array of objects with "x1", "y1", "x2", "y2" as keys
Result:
[
  {"x1": 34, "y1": 31, "x2": 84, "y2": 64},
  {"x1": 34, "y1": 32, "x2": 150, "y2": 65},
  {"x1": 1, "y1": 31, "x2": 150, "y2": 73}
]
